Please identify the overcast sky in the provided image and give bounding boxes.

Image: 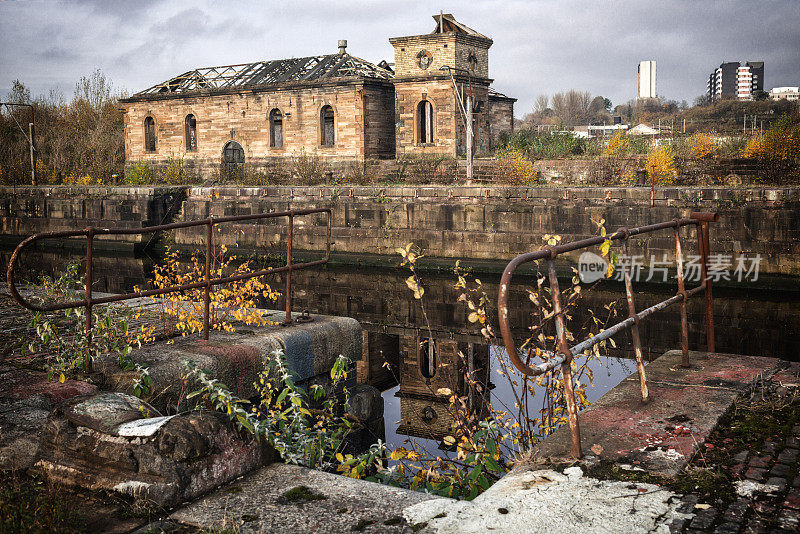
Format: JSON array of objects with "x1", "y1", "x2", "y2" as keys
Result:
[{"x1": 1, "y1": 0, "x2": 798, "y2": 115}]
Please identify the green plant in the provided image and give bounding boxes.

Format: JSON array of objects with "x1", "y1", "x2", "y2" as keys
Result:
[
  {"x1": 183, "y1": 349, "x2": 359, "y2": 469},
  {"x1": 499, "y1": 130, "x2": 588, "y2": 159},
  {"x1": 292, "y1": 148, "x2": 328, "y2": 185},
  {"x1": 126, "y1": 160, "x2": 156, "y2": 185},
  {"x1": 26, "y1": 261, "x2": 152, "y2": 394}
]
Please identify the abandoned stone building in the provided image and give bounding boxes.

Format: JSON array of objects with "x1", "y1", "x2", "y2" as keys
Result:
[{"x1": 119, "y1": 14, "x2": 515, "y2": 178}]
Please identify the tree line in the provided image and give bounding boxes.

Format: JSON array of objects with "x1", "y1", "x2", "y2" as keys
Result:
[{"x1": 0, "y1": 70, "x2": 124, "y2": 186}]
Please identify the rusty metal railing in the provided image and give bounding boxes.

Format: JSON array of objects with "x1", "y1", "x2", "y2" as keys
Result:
[
  {"x1": 6, "y1": 208, "x2": 332, "y2": 370},
  {"x1": 497, "y1": 212, "x2": 719, "y2": 458}
]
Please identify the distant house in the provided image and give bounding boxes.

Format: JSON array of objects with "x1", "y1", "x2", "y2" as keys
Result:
[
  {"x1": 627, "y1": 124, "x2": 659, "y2": 136},
  {"x1": 770, "y1": 87, "x2": 799, "y2": 101}
]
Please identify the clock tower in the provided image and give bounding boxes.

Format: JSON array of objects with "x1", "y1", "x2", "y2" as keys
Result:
[{"x1": 389, "y1": 14, "x2": 494, "y2": 157}]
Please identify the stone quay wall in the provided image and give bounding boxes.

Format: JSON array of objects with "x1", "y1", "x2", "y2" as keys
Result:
[
  {"x1": 174, "y1": 185, "x2": 800, "y2": 280},
  {"x1": 0, "y1": 186, "x2": 186, "y2": 247},
  {"x1": 0, "y1": 185, "x2": 798, "y2": 282}
]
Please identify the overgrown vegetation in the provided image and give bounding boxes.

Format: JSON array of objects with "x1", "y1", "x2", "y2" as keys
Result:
[
  {"x1": 138, "y1": 244, "x2": 280, "y2": 337},
  {"x1": 0, "y1": 72, "x2": 124, "y2": 186},
  {"x1": 25, "y1": 261, "x2": 153, "y2": 393},
  {"x1": 181, "y1": 222, "x2": 621, "y2": 501}
]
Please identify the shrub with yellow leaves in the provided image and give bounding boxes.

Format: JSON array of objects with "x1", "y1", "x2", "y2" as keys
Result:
[
  {"x1": 645, "y1": 145, "x2": 677, "y2": 185},
  {"x1": 64, "y1": 173, "x2": 102, "y2": 185},
  {"x1": 742, "y1": 118, "x2": 800, "y2": 181},
  {"x1": 143, "y1": 244, "x2": 280, "y2": 337},
  {"x1": 603, "y1": 131, "x2": 630, "y2": 158},
  {"x1": 491, "y1": 148, "x2": 538, "y2": 185},
  {"x1": 689, "y1": 132, "x2": 719, "y2": 161}
]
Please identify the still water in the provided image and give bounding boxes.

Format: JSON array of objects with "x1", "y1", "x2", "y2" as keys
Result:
[{"x1": 4, "y1": 245, "x2": 799, "y2": 452}]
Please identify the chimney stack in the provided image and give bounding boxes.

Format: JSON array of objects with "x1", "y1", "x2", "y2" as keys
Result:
[{"x1": 338, "y1": 40, "x2": 347, "y2": 55}]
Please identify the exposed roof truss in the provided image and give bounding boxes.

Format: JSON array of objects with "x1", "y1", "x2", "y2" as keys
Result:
[{"x1": 136, "y1": 53, "x2": 393, "y2": 96}]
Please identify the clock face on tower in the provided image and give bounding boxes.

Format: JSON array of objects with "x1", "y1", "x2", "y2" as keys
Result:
[{"x1": 417, "y1": 49, "x2": 433, "y2": 70}]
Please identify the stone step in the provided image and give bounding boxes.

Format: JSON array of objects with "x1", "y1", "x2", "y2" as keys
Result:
[{"x1": 170, "y1": 463, "x2": 440, "y2": 533}]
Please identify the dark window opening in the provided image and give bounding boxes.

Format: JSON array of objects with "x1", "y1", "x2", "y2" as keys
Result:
[
  {"x1": 417, "y1": 100, "x2": 434, "y2": 144},
  {"x1": 185, "y1": 114, "x2": 197, "y2": 151},
  {"x1": 144, "y1": 116, "x2": 156, "y2": 152},
  {"x1": 321, "y1": 105, "x2": 335, "y2": 147},
  {"x1": 419, "y1": 338, "x2": 437, "y2": 379},
  {"x1": 222, "y1": 140, "x2": 245, "y2": 180},
  {"x1": 269, "y1": 109, "x2": 283, "y2": 148}
]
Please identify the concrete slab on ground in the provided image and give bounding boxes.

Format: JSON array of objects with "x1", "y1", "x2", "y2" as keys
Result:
[
  {"x1": 170, "y1": 463, "x2": 442, "y2": 533},
  {"x1": 404, "y1": 466, "x2": 690, "y2": 534},
  {"x1": 533, "y1": 350, "x2": 780, "y2": 475}
]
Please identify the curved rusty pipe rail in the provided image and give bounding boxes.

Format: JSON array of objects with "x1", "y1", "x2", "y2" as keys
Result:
[
  {"x1": 6, "y1": 207, "x2": 332, "y2": 338},
  {"x1": 497, "y1": 212, "x2": 718, "y2": 376}
]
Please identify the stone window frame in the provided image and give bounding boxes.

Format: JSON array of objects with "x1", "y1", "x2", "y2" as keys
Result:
[
  {"x1": 184, "y1": 113, "x2": 197, "y2": 152},
  {"x1": 143, "y1": 115, "x2": 157, "y2": 153},
  {"x1": 269, "y1": 108, "x2": 284, "y2": 149},
  {"x1": 415, "y1": 99, "x2": 435, "y2": 146},
  {"x1": 319, "y1": 104, "x2": 336, "y2": 148}
]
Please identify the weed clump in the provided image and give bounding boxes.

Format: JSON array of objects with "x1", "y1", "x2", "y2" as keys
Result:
[{"x1": 280, "y1": 485, "x2": 327, "y2": 504}]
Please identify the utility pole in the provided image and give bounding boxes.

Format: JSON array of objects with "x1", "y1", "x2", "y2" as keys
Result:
[
  {"x1": 683, "y1": 118, "x2": 686, "y2": 134},
  {"x1": 29, "y1": 123, "x2": 36, "y2": 185},
  {"x1": 440, "y1": 65, "x2": 473, "y2": 182},
  {"x1": 0, "y1": 102, "x2": 36, "y2": 185},
  {"x1": 466, "y1": 93, "x2": 473, "y2": 182}
]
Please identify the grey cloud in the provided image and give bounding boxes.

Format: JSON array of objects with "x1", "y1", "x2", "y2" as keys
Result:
[{"x1": 1, "y1": 0, "x2": 798, "y2": 115}]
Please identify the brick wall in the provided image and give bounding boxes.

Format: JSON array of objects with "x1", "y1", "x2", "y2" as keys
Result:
[
  {"x1": 389, "y1": 33, "x2": 491, "y2": 79},
  {"x1": 120, "y1": 80, "x2": 394, "y2": 177},
  {"x1": 488, "y1": 97, "x2": 514, "y2": 148}
]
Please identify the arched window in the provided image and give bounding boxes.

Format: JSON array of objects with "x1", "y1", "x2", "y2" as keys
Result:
[
  {"x1": 269, "y1": 109, "x2": 283, "y2": 148},
  {"x1": 222, "y1": 141, "x2": 245, "y2": 180},
  {"x1": 144, "y1": 116, "x2": 156, "y2": 152},
  {"x1": 419, "y1": 338, "x2": 437, "y2": 379},
  {"x1": 417, "y1": 100, "x2": 434, "y2": 144},
  {"x1": 320, "y1": 105, "x2": 335, "y2": 147},
  {"x1": 185, "y1": 114, "x2": 197, "y2": 151}
]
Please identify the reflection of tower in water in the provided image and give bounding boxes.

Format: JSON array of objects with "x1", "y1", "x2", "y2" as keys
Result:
[{"x1": 394, "y1": 332, "x2": 491, "y2": 441}]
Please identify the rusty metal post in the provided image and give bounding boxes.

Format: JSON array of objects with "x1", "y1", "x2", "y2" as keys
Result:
[
  {"x1": 621, "y1": 238, "x2": 649, "y2": 403},
  {"x1": 84, "y1": 227, "x2": 94, "y2": 372},
  {"x1": 698, "y1": 221, "x2": 715, "y2": 353},
  {"x1": 284, "y1": 213, "x2": 294, "y2": 325},
  {"x1": 204, "y1": 218, "x2": 212, "y2": 341},
  {"x1": 546, "y1": 259, "x2": 582, "y2": 458},
  {"x1": 674, "y1": 225, "x2": 690, "y2": 367}
]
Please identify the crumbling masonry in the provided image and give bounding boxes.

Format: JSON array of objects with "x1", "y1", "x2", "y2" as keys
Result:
[{"x1": 118, "y1": 14, "x2": 515, "y2": 179}]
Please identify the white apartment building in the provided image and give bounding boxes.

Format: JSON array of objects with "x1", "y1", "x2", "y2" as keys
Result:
[{"x1": 638, "y1": 60, "x2": 657, "y2": 99}]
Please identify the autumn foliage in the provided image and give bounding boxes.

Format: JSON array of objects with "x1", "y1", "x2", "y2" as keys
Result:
[{"x1": 646, "y1": 145, "x2": 677, "y2": 185}]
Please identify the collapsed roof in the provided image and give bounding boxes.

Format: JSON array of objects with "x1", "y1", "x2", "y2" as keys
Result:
[
  {"x1": 431, "y1": 13, "x2": 490, "y2": 40},
  {"x1": 135, "y1": 53, "x2": 394, "y2": 96}
]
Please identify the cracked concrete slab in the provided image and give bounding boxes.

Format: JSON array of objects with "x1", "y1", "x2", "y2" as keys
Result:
[
  {"x1": 403, "y1": 467, "x2": 690, "y2": 534},
  {"x1": 170, "y1": 463, "x2": 440, "y2": 533},
  {"x1": 532, "y1": 350, "x2": 779, "y2": 475}
]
